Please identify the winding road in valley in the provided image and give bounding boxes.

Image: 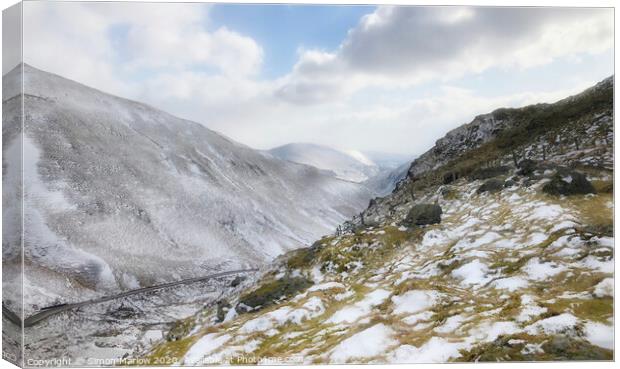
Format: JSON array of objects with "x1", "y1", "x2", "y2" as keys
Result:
[{"x1": 2, "y1": 268, "x2": 259, "y2": 328}]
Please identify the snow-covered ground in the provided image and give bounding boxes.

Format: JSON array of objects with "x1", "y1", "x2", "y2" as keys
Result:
[{"x1": 145, "y1": 176, "x2": 613, "y2": 364}]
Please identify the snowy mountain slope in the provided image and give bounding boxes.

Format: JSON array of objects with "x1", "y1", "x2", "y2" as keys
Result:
[
  {"x1": 1, "y1": 64, "x2": 373, "y2": 308},
  {"x1": 139, "y1": 77, "x2": 614, "y2": 364},
  {"x1": 268, "y1": 143, "x2": 380, "y2": 183}
]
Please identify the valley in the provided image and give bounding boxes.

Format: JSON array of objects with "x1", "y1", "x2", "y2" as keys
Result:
[{"x1": 1, "y1": 68, "x2": 614, "y2": 364}]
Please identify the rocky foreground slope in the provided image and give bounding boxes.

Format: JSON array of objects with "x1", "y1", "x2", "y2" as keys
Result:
[{"x1": 139, "y1": 77, "x2": 614, "y2": 363}]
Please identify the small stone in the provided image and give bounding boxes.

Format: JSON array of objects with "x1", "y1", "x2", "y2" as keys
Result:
[
  {"x1": 230, "y1": 276, "x2": 245, "y2": 287},
  {"x1": 477, "y1": 178, "x2": 505, "y2": 194}
]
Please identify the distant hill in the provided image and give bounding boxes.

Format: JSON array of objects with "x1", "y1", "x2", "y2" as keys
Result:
[{"x1": 268, "y1": 142, "x2": 381, "y2": 183}]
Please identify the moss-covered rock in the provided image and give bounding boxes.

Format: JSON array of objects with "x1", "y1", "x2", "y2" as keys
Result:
[
  {"x1": 457, "y1": 334, "x2": 612, "y2": 362},
  {"x1": 470, "y1": 166, "x2": 510, "y2": 180},
  {"x1": 541, "y1": 335, "x2": 612, "y2": 360},
  {"x1": 403, "y1": 204, "x2": 442, "y2": 226},
  {"x1": 285, "y1": 241, "x2": 323, "y2": 270},
  {"x1": 166, "y1": 318, "x2": 194, "y2": 341},
  {"x1": 542, "y1": 169, "x2": 595, "y2": 196},
  {"x1": 477, "y1": 178, "x2": 505, "y2": 194},
  {"x1": 236, "y1": 276, "x2": 313, "y2": 313}
]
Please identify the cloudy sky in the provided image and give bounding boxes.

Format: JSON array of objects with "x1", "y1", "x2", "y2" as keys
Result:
[{"x1": 18, "y1": 2, "x2": 613, "y2": 157}]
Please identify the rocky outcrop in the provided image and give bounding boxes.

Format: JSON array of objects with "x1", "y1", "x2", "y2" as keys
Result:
[
  {"x1": 403, "y1": 204, "x2": 442, "y2": 226},
  {"x1": 356, "y1": 76, "x2": 612, "y2": 230},
  {"x1": 542, "y1": 169, "x2": 596, "y2": 196},
  {"x1": 236, "y1": 276, "x2": 313, "y2": 313},
  {"x1": 407, "y1": 112, "x2": 514, "y2": 180},
  {"x1": 404, "y1": 76, "x2": 613, "y2": 183}
]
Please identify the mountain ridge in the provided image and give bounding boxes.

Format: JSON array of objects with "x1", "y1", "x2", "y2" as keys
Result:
[
  {"x1": 356, "y1": 75, "x2": 614, "y2": 227},
  {"x1": 2, "y1": 64, "x2": 374, "y2": 310}
]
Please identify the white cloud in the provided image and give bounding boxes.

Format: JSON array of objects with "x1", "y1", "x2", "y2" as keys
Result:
[
  {"x1": 277, "y1": 6, "x2": 613, "y2": 104},
  {"x1": 23, "y1": 2, "x2": 131, "y2": 96},
  {"x1": 22, "y1": 1, "x2": 263, "y2": 97},
  {"x1": 121, "y1": 4, "x2": 263, "y2": 76},
  {"x1": 17, "y1": 3, "x2": 614, "y2": 156}
]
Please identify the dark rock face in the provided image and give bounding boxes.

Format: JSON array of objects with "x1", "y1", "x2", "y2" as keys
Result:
[
  {"x1": 230, "y1": 276, "x2": 245, "y2": 287},
  {"x1": 403, "y1": 204, "x2": 442, "y2": 226},
  {"x1": 216, "y1": 300, "x2": 231, "y2": 323},
  {"x1": 477, "y1": 179, "x2": 505, "y2": 194},
  {"x1": 236, "y1": 276, "x2": 312, "y2": 313},
  {"x1": 470, "y1": 166, "x2": 510, "y2": 180},
  {"x1": 542, "y1": 169, "x2": 596, "y2": 196},
  {"x1": 504, "y1": 179, "x2": 516, "y2": 188},
  {"x1": 517, "y1": 159, "x2": 537, "y2": 176}
]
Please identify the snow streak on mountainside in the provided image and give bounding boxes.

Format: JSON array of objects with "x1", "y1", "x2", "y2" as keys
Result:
[
  {"x1": 268, "y1": 143, "x2": 380, "y2": 183},
  {"x1": 1, "y1": 64, "x2": 373, "y2": 310}
]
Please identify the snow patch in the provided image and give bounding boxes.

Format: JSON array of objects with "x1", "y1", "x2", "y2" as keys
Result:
[
  {"x1": 593, "y1": 278, "x2": 613, "y2": 298},
  {"x1": 524, "y1": 313, "x2": 580, "y2": 335},
  {"x1": 523, "y1": 257, "x2": 566, "y2": 281},
  {"x1": 451, "y1": 259, "x2": 491, "y2": 286},
  {"x1": 492, "y1": 277, "x2": 529, "y2": 292},
  {"x1": 184, "y1": 333, "x2": 231, "y2": 365},
  {"x1": 330, "y1": 324, "x2": 396, "y2": 363},
  {"x1": 391, "y1": 290, "x2": 437, "y2": 315},
  {"x1": 327, "y1": 289, "x2": 390, "y2": 324},
  {"x1": 584, "y1": 321, "x2": 614, "y2": 350},
  {"x1": 388, "y1": 337, "x2": 469, "y2": 363}
]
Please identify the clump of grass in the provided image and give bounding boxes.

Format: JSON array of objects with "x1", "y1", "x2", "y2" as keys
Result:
[
  {"x1": 144, "y1": 335, "x2": 198, "y2": 365},
  {"x1": 591, "y1": 179, "x2": 613, "y2": 194},
  {"x1": 573, "y1": 298, "x2": 613, "y2": 323}
]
